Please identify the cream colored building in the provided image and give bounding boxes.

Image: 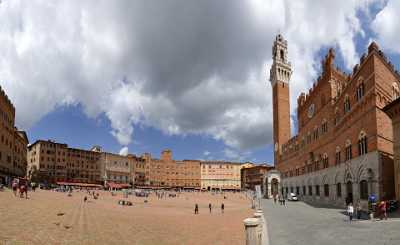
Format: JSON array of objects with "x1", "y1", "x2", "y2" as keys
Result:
[
  {"x1": 92, "y1": 146, "x2": 136, "y2": 185},
  {"x1": 200, "y1": 161, "x2": 242, "y2": 190}
]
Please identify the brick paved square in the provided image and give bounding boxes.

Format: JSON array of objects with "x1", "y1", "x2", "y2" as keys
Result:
[{"x1": 0, "y1": 189, "x2": 252, "y2": 245}]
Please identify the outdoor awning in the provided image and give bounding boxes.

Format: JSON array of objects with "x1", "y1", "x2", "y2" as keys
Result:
[
  {"x1": 106, "y1": 182, "x2": 131, "y2": 189},
  {"x1": 56, "y1": 182, "x2": 103, "y2": 188}
]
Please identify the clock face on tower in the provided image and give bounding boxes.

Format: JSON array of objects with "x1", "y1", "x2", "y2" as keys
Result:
[{"x1": 308, "y1": 103, "x2": 315, "y2": 118}]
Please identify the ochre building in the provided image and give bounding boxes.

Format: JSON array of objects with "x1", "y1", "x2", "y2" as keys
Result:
[
  {"x1": 27, "y1": 140, "x2": 102, "y2": 184},
  {"x1": 143, "y1": 150, "x2": 201, "y2": 189},
  {"x1": 0, "y1": 86, "x2": 28, "y2": 183},
  {"x1": 241, "y1": 164, "x2": 274, "y2": 191},
  {"x1": 270, "y1": 34, "x2": 397, "y2": 207}
]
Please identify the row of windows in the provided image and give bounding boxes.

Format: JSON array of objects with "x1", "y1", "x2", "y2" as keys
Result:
[
  {"x1": 202, "y1": 165, "x2": 236, "y2": 169},
  {"x1": 283, "y1": 134, "x2": 368, "y2": 178},
  {"x1": 285, "y1": 180, "x2": 368, "y2": 200},
  {"x1": 287, "y1": 81, "x2": 367, "y2": 153},
  {"x1": 0, "y1": 108, "x2": 13, "y2": 127}
]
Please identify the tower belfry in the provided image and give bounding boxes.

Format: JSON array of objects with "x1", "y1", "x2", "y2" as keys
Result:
[{"x1": 269, "y1": 34, "x2": 292, "y2": 163}]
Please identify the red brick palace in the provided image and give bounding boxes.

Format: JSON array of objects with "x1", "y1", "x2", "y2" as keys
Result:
[{"x1": 270, "y1": 34, "x2": 398, "y2": 206}]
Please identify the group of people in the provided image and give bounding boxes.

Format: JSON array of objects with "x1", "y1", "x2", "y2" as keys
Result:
[
  {"x1": 347, "y1": 200, "x2": 388, "y2": 222},
  {"x1": 83, "y1": 190, "x2": 100, "y2": 202},
  {"x1": 11, "y1": 178, "x2": 29, "y2": 199},
  {"x1": 273, "y1": 194, "x2": 286, "y2": 206},
  {"x1": 194, "y1": 203, "x2": 224, "y2": 214},
  {"x1": 155, "y1": 191, "x2": 179, "y2": 199},
  {"x1": 346, "y1": 202, "x2": 362, "y2": 223}
]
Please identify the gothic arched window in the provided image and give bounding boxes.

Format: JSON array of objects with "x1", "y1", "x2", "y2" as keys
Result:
[
  {"x1": 358, "y1": 131, "x2": 368, "y2": 156},
  {"x1": 334, "y1": 107, "x2": 340, "y2": 125},
  {"x1": 359, "y1": 180, "x2": 368, "y2": 200},
  {"x1": 336, "y1": 183, "x2": 342, "y2": 197},
  {"x1": 335, "y1": 147, "x2": 341, "y2": 165},
  {"x1": 321, "y1": 119, "x2": 328, "y2": 133},
  {"x1": 392, "y1": 82, "x2": 400, "y2": 99},
  {"x1": 322, "y1": 153, "x2": 329, "y2": 169},
  {"x1": 344, "y1": 95, "x2": 351, "y2": 113},
  {"x1": 345, "y1": 139, "x2": 352, "y2": 161},
  {"x1": 356, "y1": 78, "x2": 365, "y2": 101}
]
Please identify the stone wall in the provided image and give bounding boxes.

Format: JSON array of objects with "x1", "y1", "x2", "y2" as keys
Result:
[{"x1": 280, "y1": 151, "x2": 393, "y2": 208}]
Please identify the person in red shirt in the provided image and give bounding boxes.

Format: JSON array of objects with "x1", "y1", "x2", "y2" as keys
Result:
[{"x1": 379, "y1": 201, "x2": 387, "y2": 220}]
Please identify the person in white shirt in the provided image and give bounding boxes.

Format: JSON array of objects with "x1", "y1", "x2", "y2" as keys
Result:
[{"x1": 347, "y1": 203, "x2": 354, "y2": 223}]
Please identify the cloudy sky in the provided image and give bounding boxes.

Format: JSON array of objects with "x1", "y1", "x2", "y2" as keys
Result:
[{"x1": 0, "y1": 0, "x2": 399, "y2": 163}]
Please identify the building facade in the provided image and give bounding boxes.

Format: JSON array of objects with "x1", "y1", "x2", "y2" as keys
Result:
[
  {"x1": 241, "y1": 164, "x2": 274, "y2": 191},
  {"x1": 200, "y1": 161, "x2": 243, "y2": 190},
  {"x1": 0, "y1": 86, "x2": 28, "y2": 183},
  {"x1": 270, "y1": 34, "x2": 397, "y2": 207},
  {"x1": 27, "y1": 140, "x2": 102, "y2": 184},
  {"x1": 97, "y1": 150, "x2": 136, "y2": 186},
  {"x1": 133, "y1": 154, "x2": 147, "y2": 187},
  {"x1": 142, "y1": 150, "x2": 201, "y2": 189},
  {"x1": 383, "y1": 98, "x2": 400, "y2": 201}
]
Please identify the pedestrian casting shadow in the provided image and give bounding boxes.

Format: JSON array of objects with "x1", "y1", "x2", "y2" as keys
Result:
[
  {"x1": 301, "y1": 200, "x2": 343, "y2": 210},
  {"x1": 338, "y1": 210, "x2": 371, "y2": 220}
]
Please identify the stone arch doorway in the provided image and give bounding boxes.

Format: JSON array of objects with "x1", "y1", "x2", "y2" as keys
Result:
[
  {"x1": 263, "y1": 170, "x2": 281, "y2": 198},
  {"x1": 271, "y1": 178, "x2": 279, "y2": 197},
  {"x1": 346, "y1": 181, "x2": 353, "y2": 205}
]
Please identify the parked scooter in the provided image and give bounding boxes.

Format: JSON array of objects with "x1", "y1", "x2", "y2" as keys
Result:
[{"x1": 386, "y1": 200, "x2": 399, "y2": 213}]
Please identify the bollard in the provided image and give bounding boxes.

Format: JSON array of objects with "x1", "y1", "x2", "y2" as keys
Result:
[
  {"x1": 254, "y1": 212, "x2": 263, "y2": 243},
  {"x1": 244, "y1": 218, "x2": 261, "y2": 245}
]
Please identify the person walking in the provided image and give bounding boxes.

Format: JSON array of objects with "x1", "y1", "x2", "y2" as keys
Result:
[
  {"x1": 194, "y1": 204, "x2": 199, "y2": 214},
  {"x1": 379, "y1": 201, "x2": 387, "y2": 220},
  {"x1": 209, "y1": 203, "x2": 212, "y2": 213},
  {"x1": 273, "y1": 194, "x2": 277, "y2": 204},
  {"x1": 347, "y1": 203, "x2": 354, "y2": 223},
  {"x1": 221, "y1": 203, "x2": 225, "y2": 214},
  {"x1": 356, "y1": 200, "x2": 362, "y2": 220},
  {"x1": 12, "y1": 178, "x2": 18, "y2": 197}
]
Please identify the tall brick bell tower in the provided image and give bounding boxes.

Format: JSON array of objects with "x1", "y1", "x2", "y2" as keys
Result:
[{"x1": 269, "y1": 34, "x2": 292, "y2": 164}]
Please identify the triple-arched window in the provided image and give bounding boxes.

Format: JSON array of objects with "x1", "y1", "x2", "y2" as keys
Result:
[
  {"x1": 334, "y1": 107, "x2": 340, "y2": 125},
  {"x1": 358, "y1": 131, "x2": 368, "y2": 156},
  {"x1": 392, "y1": 82, "x2": 400, "y2": 100},
  {"x1": 344, "y1": 95, "x2": 351, "y2": 113},
  {"x1": 322, "y1": 153, "x2": 329, "y2": 169},
  {"x1": 335, "y1": 147, "x2": 341, "y2": 165},
  {"x1": 321, "y1": 119, "x2": 328, "y2": 133},
  {"x1": 345, "y1": 139, "x2": 352, "y2": 161},
  {"x1": 356, "y1": 77, "x2": 365, "y2": 101}
]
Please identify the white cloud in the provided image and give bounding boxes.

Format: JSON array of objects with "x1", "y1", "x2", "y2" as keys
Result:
[
  {"x1": 203, "y1": 151, "x2": 210, "y2": 156},
  {"x1": 0, "y1": 0, "x2": 379, "y2": 151},
  {"x1": 119, "y1": 146, "x2": 129, "y2": 156},
  {"x1": 223, "y1": 148, "x2": 252, "y2": 162},
  {"x1": 371, "y1": 0, "x2": 400, "y2": 53}
]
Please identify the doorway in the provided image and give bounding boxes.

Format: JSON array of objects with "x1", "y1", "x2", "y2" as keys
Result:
[{"x1": 346, "y1": 181, "x2": 353, "y2": 205}]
